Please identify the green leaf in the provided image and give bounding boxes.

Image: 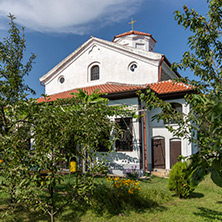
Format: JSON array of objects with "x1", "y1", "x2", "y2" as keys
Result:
[
  {"x1": 211, "y1": 169, "x2": 222, "y2": 188},
  {"x1": 190, "y1": 167, "x2": 206, "y2": 187},
  {"x1": 212, "y1": 159, "x2": 222, "y2": 171}
]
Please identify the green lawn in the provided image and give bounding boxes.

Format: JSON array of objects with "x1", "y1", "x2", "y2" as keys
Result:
[{"x1": 0, "y1": 175, "x2": 221, "y2": 222}]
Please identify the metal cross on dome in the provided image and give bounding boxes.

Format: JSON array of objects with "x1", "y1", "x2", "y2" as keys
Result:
[{"x1": 128, "y1": 18, "x2": 136, "y2": 31}]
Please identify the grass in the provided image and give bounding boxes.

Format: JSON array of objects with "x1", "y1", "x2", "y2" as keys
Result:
[{"x1": 0, "y1": 175, "x2": 221, "y2": 222}]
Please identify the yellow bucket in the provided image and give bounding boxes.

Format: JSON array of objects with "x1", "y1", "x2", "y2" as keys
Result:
[{"x1": 70, "y1": 161, "x2": 77, "y2": 173}]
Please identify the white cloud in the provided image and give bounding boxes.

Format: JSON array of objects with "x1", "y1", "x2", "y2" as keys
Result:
[{"x1": 0, "y1": 0, "x2": 143, "y2": 34}]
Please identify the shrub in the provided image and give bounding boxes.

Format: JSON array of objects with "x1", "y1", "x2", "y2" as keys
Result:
[
  {"x1": 125, "y1": 165, "x2": 140, "y2": 180},
  {"x1": 168, "y1": 161, "x2": 196, "y2": 198},
  {"x1": 90, "y1": 177, "x2": 142, "y2": 215},
  {"x1": 107, "y1": 177, "x2": 141, "y2": 195}
]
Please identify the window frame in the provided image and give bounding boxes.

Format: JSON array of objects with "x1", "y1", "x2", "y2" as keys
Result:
[
  {"x1": 128, "y1": 61, "x2": 138, "y2": 72},
  {"x1": 58, "y1": 75, "x2": 65, "y2": 84},
  {"x1": 90, "y1": 65, "x2": 100, "y2": 81},
  {"x1": 115, "y1": 117, "x2": 133, "y2": 152}
]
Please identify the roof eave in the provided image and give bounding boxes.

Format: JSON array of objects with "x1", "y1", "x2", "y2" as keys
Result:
[
  {"x1": 158, "y1": 89, "x2": 195, "y2": 100},
  {"x1": 112, "y1": 32, "x2": 157, "y2": 43},
  {"x1": 163, "y1": 56, "x2": 182, "y2": 78}
]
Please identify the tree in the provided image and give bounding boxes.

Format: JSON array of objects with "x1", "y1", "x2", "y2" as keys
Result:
[
  {"x1": 0, "y1": 14, "x2": 134, "y2": 222},
  {"x1": 139, "y1": 0, "x2": 222, "y2": 187},
  {"x1": 0, "y1": 14, "x2": 36, "y2": 204},
  {"x1": 14, "y1": 99, "x2": 76, "y2": 222},
  {"x1": 0, "y1": 14, "x2": 36, "y2": 123},
  {"x1": 70, "y1": 89, "x2": 126, "y2": 174},
  {"x1": 11, "y1": 90, "x2": 129, "y2": 222},
  {"x1": 0, "y1": 15, "x2": 131, "y2": 221}
]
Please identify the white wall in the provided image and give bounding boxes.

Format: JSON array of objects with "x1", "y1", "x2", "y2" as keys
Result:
[
  {"x1": 97, "y1": 97, "x2": 141, "y2": 176},
  {"x1": 146, "y1": 98, "x2": 192, "y2": 170},
  {"x1": 114, "y1": 35, "x2": 155, "y2": 52},
  {"x1": 44, "y1": 42, "x2": 160, "y2": 95}
]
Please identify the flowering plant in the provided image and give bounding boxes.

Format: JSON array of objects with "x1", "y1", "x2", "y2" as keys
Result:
[
  {"x1": 125, "y1": 165, "x2": 140, "y2": 180},
  {"x1": 106, "y1": 177, "x2": 141, "y2": 195}
]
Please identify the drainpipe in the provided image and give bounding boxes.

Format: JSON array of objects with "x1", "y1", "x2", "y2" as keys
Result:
[
  {"x1": 143, "y1": 110, "x2": 148, "y2": 172},
  {"x1": 158, "y1": 55, "x2": 164, "y2": 82},
  {"x1": 138, "y1": 98, "x2": 143, "y2": 170}
]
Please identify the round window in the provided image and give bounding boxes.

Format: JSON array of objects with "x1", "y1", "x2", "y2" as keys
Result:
[
  {"x1": 129, "y1": 63, "x2": 137, "y2": 72},
  {"x1": 59, "y1": 76, "x2": 65, "y2": 84}
]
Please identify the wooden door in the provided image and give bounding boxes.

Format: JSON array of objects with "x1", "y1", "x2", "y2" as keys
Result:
[
  {"x1": 170, "y1": 139, "x2": 181, "y2": 168},
  {"x1": 152, "y1": 137, "x2": 165, "y2": 169}
]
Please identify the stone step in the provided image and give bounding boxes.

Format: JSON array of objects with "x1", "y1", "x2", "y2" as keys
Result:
[{"x1": 151, "y1": 169, "x2": 170, "y2": 178}]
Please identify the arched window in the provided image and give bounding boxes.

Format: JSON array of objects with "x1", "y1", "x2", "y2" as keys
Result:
[
  {"x1": 91, "y1": 65, "x2": 99, "y2": 81},
  {"x1": 164, "y1": 102, "x2": 182, "y2": 124}
]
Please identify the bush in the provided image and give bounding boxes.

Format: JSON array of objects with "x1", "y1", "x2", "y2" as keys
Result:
[
  {"x1": 168, "y1": 161, "x2": 196, "y2": 198},
  {"x1": 90, "y1": 177, "x2": 143, "y2": 215},
  {"x1": 107, "y1": 177, "x2": 141, "y2": 194},
  {"x1": 125, "y1": 165, "x2": 140, "y2": 180}
]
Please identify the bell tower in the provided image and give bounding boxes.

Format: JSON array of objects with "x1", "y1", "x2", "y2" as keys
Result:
[{"x1": 112, "y1": 30, "x2": 156, "y2": 52}]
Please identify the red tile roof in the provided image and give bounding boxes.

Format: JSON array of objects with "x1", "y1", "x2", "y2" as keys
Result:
[
  {"x1": 149, "y1": 80, "x2": 192, "y2": 94},
  {"x1": 37, "y1": 80, "x2": 193, "y2": 103},
  {"x1": 112, "y1": 30, "x2": 157, "y2": 43}
]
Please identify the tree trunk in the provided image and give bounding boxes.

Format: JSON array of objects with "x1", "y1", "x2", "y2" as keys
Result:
[
  {"x1": 50, "y1": 186, "x2": 54, "y2": 222},
  {"x1": 50, "y1": 212, "x2": 54, "y2": 222},
  {"x1": 82, "y1": 148, "x2": 87, "y2": 173}
]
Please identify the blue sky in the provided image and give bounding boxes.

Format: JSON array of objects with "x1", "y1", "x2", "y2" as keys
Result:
[{"x1": 0, "y1": 0, "x2": 209, "y2": 98}]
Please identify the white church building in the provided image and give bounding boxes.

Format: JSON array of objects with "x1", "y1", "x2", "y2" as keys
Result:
[{"x1": 38, "y1": 30, "x2": 196, "y2": 175}]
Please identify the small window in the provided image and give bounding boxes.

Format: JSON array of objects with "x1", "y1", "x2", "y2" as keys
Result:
[
  {"x1": 91, "y1": 65, "x2": 99, "y2": 81},
  {"x1": 164, "y1": 103, "x2": 182, "y2": 124},
  {"x1": 58, "y1": 76, "x2": 65, "y2": 84},
  {"x1": 115, "y1": 117, "x2": 133, "y2": 152},
  {"x1": 128, "y1": 62, "x2": 138, "y2": 72},
  {"x1": 136, "y1": 43, "x2": 145, "y2": 49}
]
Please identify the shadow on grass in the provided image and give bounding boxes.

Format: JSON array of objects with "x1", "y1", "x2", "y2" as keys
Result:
[
  {"x1": 58, "y1": 179, "x2": 169, "y2": 221},
  {"x1": 25, "y1": 202, "x2": 89, "y2": 222},
  {"x1": 0, "y1": 204, "x2": 50, "y2": 222},
  {"x1": 59, "y1": 202, "x2": 90, "y2": 222},
  {"x1": 0, "y1": 177, "x2": 169, "y2": 222},
  {"x1": 0, "y1": 201, "x2": 87, "y2": 222},
  {"x1": 194, "y1": 207, "x2": 222, "y2": 221},
  {"x1": 141, "y1": 175, "x2": 166, "y2": 184},
  {"x1": 189, "y1": 192, "x2": 204, "y2": 199},
  {"x1": 89, "y1": 183, "x2": 166, "y2": 216}
]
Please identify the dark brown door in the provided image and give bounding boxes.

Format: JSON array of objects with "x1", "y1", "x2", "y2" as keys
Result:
[
  {"x1": 152, "y1": 138, "x2": 165, "y2": 169},
  {"x1": 170, "y1": 139, "x2": 181, "y2": 168}
]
